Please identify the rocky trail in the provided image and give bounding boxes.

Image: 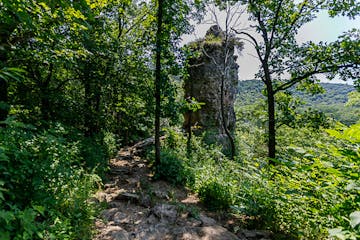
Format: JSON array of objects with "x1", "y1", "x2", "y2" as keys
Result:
[{"x1": 92, "y1": 141, "x2": 272, "y2": 240}]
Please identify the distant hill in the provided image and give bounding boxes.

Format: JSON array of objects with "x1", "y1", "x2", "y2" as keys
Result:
[{"x1": 237, "y1": 80, "x2": 359, "y2": 125}]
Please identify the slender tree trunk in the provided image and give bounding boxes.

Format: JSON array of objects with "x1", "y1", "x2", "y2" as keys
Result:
[
  {"x1": 221, "y1": 19, "x2": 236, "y2": 159},
  {"x1": 220, "y1": 74, "x2": 235, "y2": 159},
  {"x1": 186, "y1": 110, "x2": 192, "y2": 157},
  {"x1": 40, "y1": 63, "x2": 54, "y2": 122},
  {"x1": 84, "y1": 77, "x2": 92, "y2": 137},
  {"x1": 83, "y1": 65, "x2": 101, "y2": 137},
  {"x1": 266, "y1": 81, "x2": 276, "y2": 162},
  {"x1": 154, "y1": 0, "x2": 164, "y2": 167},
  {"x1": 0, "y1": 79, "x2": 9, "y2": 126},
  {"x1": 0, "y1": 24, "x2": 14, "y2": 126}
]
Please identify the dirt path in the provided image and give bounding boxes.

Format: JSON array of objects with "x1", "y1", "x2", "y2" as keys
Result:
[{"x1": 93, "y1": 143, "x2": 272, "y2": 240}]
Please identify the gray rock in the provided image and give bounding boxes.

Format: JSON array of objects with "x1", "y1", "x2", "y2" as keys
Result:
[
  {"x1": 139, "y1": 193, "x2": 152, "y2": 208},
  {"x1": 152, "y1": 203, "x2": 178, "y2": 223},
  {"x1": 113, "y1": 212, "x2": 129, "y2": 224},
  {"x1": 101, "y1": 208, "x2": 120, "y2": 221},
  {"x1": 173, "y1": 225, "x2": 239, "y2": 240},
  {"x1": 111, "y1": 230, "x2": 129, "y2": 240},
  {"x1": 114, "y1": 192, "x2": 139, "y2": 202},
  {"x1": 199, "y1": 225, "x2": 239, "y2": 240},
  {"x1": 184, "y1": 25, "x2": 240, "y2": 152},
  {"x1": 199, "y1": 214, "x2": 217, "y2": 226},
  {"x1": 108, "y1": 201, "x2": 123, "y2": 208},
  {"x1": 100, "y1": 226, "x2": 129, "y2": 240},
  {"x1": 153, "y1": 189, "x2": 170, "y2": 199},
  {"x1": 146, "y1": 214, "x2": 159, "y2": 225},
  {"x1": 238, "y1": 229, "x2": 273, "y2": 239}
]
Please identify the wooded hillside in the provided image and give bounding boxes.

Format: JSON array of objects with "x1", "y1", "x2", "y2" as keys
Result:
[{"x1": 238, "y1": 80, "x2": 359, "y2": 125}]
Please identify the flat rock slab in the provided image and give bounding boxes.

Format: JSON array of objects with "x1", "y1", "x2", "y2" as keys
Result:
[
  {"x1": 152, "y1": 203, "x2": 178, "y2": 223},
  {"x1": 238, "y1": 230, "x2": 272, "y2": 240},
  {"x1": 96, "y1": 225, "x2": 129, "y2": 240},
  {"x1": 129, "y1": 225, "x2": 239, "y2": 240}
]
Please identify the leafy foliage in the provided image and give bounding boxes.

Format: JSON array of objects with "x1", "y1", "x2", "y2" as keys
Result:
[
  {"x1": 0, "y1": 120, "x2": 107, "y2": 239},
  {"x1": 231, "y1": 0, "x2": 360, "y2": 158},
  {"x1": 155, "y1": 103, "x2": 360, "y2": 239},
  {"x1": 154, "y1": 148, "x2": 195, "y2": 186},
  {"x1": 198, "y1": 181, "x2": 233, "y2": 210}
]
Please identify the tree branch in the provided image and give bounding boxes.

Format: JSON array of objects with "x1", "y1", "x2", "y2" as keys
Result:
[
  {"x1": 274, "y1": 63, "x2": 357, "y2": 93},
  {"x1": 269, "y1": 0, "x2": 284, "y2": 49},
  {"x1": 232, "y1": 28, "x2": 264, "y2": 63}
]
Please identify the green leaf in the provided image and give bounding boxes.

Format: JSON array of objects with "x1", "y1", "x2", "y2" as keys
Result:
[
  {"x1": 0, "y1": 210, "x2": 15, "y2": 224},
  {"x1": 0, "y1": 231, "x2": 10, "y2": 240},
  {"x1": 32, "y1": 205, "x2": 45, "y2": 216},
  {"x1": 349, "y1": 211, "x2": 360, "y2": 229},
  {"x1": 0, "y1": 147, "x2": 9, "y2": 162},
  {"x1": 0, "y1": 67, "x2": 26, "y2": 82},
  {"x1": 346, "y1": 181, "x2": 360, "y2": 191},
  {"x1": 328, "y1": 227, "x2": 347, "y2": 240}
]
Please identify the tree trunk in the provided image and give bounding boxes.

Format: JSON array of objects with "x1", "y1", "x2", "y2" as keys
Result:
[
  {"x1": 266, "y1": 82, "x2": 276, "y2": 162},
  {"x1": 84, "y1": 78, "x2": 92, "y2": 136},
  {"x1": 186, "y1": 110, "x2": 192, "y2": 157},
  {"x1": 154, "y1": 0, "x2": 163, "y2": 167},
  {"x1": 220, "y1": 74, "x2": 235, "y2": 159},
  {"x1": 0, "y1": 79, "x2": 9, "y2": 126},
  {"x1": 0, "y1": 23, "x2": 15, "y2": 126},
  {"x1": 40, "y1": 63, "x2": 54, "y2": 122},
  {"x1": 84, "y1": 75, "x2": 100, "y2": 136},
  {"x1": 84, "y1": 83, "x2": 100, "y2": 136}
]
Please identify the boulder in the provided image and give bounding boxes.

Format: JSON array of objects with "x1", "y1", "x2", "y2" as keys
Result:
[{"x1": 152, "y1": 203, "x2": 178, "y2": 223}]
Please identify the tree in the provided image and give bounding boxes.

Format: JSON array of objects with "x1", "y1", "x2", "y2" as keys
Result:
[
  {"x1": 0, "y1": 0, "x2": 95, "y2": 126},
  {"x1": 110, "y1": 1, "x2": 155, "y2": 144},
  {"x1": 233, "y1": 0, "x2": 360, "y2": 161},
  {"x1": 202, "y1": 1, "x2": 244, "y2": 159},
  {"x1": 153, "y1": 0, "x2": 204, "y2": 166},
  {"x1": 0, "y1": 68, "x2": 25, "y2": 125},
  {"x1": 0, "y1": 0, "x2": 28, "y2": 123},
  {"x1": 154, "y1": 0, "x2": 164, "y2": 166}
]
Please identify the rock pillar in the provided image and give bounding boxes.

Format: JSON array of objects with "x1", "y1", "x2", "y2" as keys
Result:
[{"x1": 184, "y1": 25, "x2": 240, "y2": 150}]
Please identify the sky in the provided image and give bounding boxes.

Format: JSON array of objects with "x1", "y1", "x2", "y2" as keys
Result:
[{"x1": 182, "y1": 7, "x2": 360, "y2": 83}]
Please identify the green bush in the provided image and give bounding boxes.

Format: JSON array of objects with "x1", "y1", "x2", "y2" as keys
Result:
[
  {"x1": 198, "y1": 181, "x2": 233, "y2": 210},
  {"x1": 154, "y1": 148, "x2": 195, "y2": 186},
  {"x1": 326, "y1": 123, "x2": 360, "y2": 239},
  {"x1": 0, "y1": 120, "x2": 103, "y2": 239},
  {"x1": 158, "y1": 126, "x2": 358, "y2": 238},
  {"x1": 230, "y1": 123, "x2": 360, "y2": 239},
  {"x1": 158, "y1": 128, "x2": 240, "y2": 213},
  {"x1": 103, "y1": 131, "x2": 118, "y2": 158}
]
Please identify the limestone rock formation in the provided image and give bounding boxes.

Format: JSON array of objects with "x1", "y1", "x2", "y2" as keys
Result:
[{"x1": 184, "y1": 25, "x2": 241, "y2": 149}]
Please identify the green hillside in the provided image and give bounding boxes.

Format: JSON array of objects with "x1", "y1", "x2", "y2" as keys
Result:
[{"x1": 237, "y1": 80, "x2": 359, "y2": 125}]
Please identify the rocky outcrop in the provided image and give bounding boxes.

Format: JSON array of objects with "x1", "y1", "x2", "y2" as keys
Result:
[{"x1": 184, "y1": 25, "x2": 241, "y2": 149}]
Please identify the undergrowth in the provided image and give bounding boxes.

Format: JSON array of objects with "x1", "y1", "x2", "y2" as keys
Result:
[
  {"x1": 156, "y1": 123, "x2": 360, "y2": 239},
  {"x1": 0, "y1": 119, "x2": 115, "y2": 239}
]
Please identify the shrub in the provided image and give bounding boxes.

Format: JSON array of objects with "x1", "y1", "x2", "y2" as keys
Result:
[
  {"x1": 198, "y1": 180, "x2": 233, "y2": 210},
  {"x1": 154, "y1": 148, "x2": 195, "y2": 186},
  {"x1": 0, "y1": 120, "x2": 102, "y2": 239}
]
